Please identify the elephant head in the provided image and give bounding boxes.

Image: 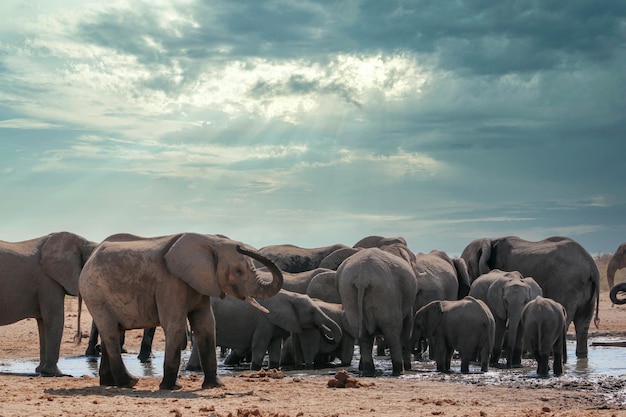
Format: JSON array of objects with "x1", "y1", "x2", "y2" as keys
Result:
[
  {"x1": 460, "y1": 238, "x2": 493, "y2": 281},
  {"x1": 40, "y1": 231, "x2": 97, "y2": 296},
  {"x1": 607, "y1": 243, "x2": 626, "y2": 288},
  {"x1": 610, "y1": 282, "x2": 626, "y2": 305},
  {"x1": 266, "y1": 291, "x2": 342, "y2": 344},
  {"x1": 413, "y1": 300, "x2": 443, "y2": 340},
  {"x1": 164, "y1": 233, "x2": 283, "y2": 308},
  {"x1": 353, "y1": 235, "x2": 407, "y2": 249},
  {"x1": 486, "y1": 274, "x2": 543, "y2": 367}
]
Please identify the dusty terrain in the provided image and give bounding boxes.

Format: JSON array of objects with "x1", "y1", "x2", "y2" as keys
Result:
[{"x1": 1, "y1": 293, "x2": 625, "y2": 417}]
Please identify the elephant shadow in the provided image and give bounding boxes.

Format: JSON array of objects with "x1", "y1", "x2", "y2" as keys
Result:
[{"x1": 42, "y1": 386, "x2": 227, "y2": 399}]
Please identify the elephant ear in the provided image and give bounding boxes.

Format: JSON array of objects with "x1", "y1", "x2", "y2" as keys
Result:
[
  {"x1": 40, "y1": 232, "x2": 84, "y2": 296},
  {"x1": 164, "y1": 233, "x2": 222, "y2": 297},
  {"x1": 478, "y1": 239, "x2": 492, "y2": 275},
  {"x1": 523, "y1": 277, "x2": 543, "y2": 299},
  {"x1": 486, "y1": 279, "x2": 506, "y2": 320},
  {"x1": 266, "y1": 293, "x2": 302, "y2": 333},
  {"x1": 424, "y1": 301, "x2": 444, "y2": 335}
]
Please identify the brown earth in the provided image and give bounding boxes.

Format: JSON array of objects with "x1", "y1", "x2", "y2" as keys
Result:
[{"x1": 1, "y1": 293, "x2": 625, "y2": 417}]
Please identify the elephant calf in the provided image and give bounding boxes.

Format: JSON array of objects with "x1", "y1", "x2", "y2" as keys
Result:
[
  {"x1": 521, "y1": 296, "x2": 567, "y2": 377},
  {"x1": 414, "y1": 296, "x2": 495, "y2": 373}
]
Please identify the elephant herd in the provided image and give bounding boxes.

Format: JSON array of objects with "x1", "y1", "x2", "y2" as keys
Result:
[{"x1": 0, "y1": 231, "x2": 614, "y2": 390}]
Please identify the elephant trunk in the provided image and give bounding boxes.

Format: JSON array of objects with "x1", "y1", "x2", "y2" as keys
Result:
[
  {"x1": 237, "y1": 245, "x2": 283, "y2": 299},
  {"x1": 607, "y1": 256, "x2": 621, "y2": 289},
  {"x1": 610, "y1": 282, "x2": 626, "y2": 305},
  {"x1": 506, "y1": 312, "x2": 522, "y2": 368},
  {"x1": 315, "y1": 312, "x2": 342, "y2": 344}
]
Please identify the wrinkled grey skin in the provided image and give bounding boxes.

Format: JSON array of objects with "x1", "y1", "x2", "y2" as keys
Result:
[
  {"x1": 280, "y1": 267, "x2": 333, "y2": 293},
  {"x1": 414, "y1": 297, "x2": 495, "y2": 373},
  {"x1": 461, "y1": 236, "x2": 600, "y2": 359},
  {"x1": 0, "y1": 232, "x2": 96, "y2": 376},
  {"x1": 610, "y1": 282, "x2": 626, "y2": 304},
  {"x1": 257, "y1": 243, "x2": 349, "y2": 273},
  {"x1": 521, "y1": 296, "x2": 567, "y2": 377},
  {"x1": 353, "y1": 235, "x2": 407, "y2": 249},
  {"x1": 305, "y1": 270, "x2": 341, "y2": 304},
  {"x1": 607, "y1": 242, "x2": 626, "y2": 289},
  {"x1": 282, "y1": 299, "x2": 354, "y2": 368},
  {"x1": 469, "y1": 270, "x2": 543, "y2": 368},
  {"x1": 338, "y1": 247, "x2": 417, "y2": 377},
  {"x1": 79, "y1": 233, "x2": 283, "y2": 390},
  {"x1": 206, "y1": 289, "x2": 343, "y2": 370},
  {"x1": 409, "y1": 250, "x2": 471, "y2": 358}
]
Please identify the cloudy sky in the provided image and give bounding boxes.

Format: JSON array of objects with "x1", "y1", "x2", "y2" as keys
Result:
[{"x1": 1, "y1": 0, "x2": 624, "y2": 255}]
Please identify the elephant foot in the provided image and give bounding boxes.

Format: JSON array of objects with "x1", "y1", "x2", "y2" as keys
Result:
[
  {"x1": 360, "y1": 363, "x2": 376, "y2": 377},
  {"x1": 36, "y1": 365, "x2": 64, "y2": 376},
  {"x1": 202, "y1": 375, "x2": 225, "y2": 389},
  {"x1": 159, "y1": 381, "x2": 182, "y2": 390}
]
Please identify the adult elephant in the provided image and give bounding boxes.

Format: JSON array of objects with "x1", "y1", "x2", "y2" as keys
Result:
[
  {"x1": 78, "y1": 232, "x2": 283, "y2": 390},
  {"x1": 610, "y1": 282, "x2": 626, "y2": 304},
  {"x1": 468, "y1": 269, "x2": 543, "y2": 368},
  {"x1": 461, "y1": 235, "x2": 600, "y2": 359},
  {"x1": 187, "y1": 289, "x2": 343, "y2": 371},
  {"x1": 257, "y1": 243, "x2": 349, "y2": 273},
  {"x1": 607, "y1": 243, "x2": 626, "y2": 289},
  {"x1": 0, "y1": 231, "x2": 97, "y2": 375},
  {"x1": 337, "y1": 247, "x2": 417, "y2": 376}
]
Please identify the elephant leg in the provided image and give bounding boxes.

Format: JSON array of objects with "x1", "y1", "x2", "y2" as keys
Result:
[
  {"x1": 553, "y1": 350, "x2": 564, "y2": 377},
  {"x1": 479, "y1": 342, "x2": 491, "y2": 372},
  {"x1": 98, "y1": 326, "x2": 137, "y2": 388},
  {"x1": 85, "y1": 321, "x2": 100, "y2": 356},
  {"x1": 138, "y1": 327, "x2": 156, "y2": 363},
  {"x1": 188, "y1": 309, "x2": 223, "y2": 389},
  {"x1": 358, "y1": 334, "x2": 376, "y2": 377},
  {"x1": 160, "y1": 328, "x2": 185, "y2": 390},
  {"x1": 35, "y1": 307, "x2": 64, "y2": 376},
  {"x1": 536, "y1": 352, "x2": 549, "y2": 377},
  {"x1": 267, "y1": 337, "x2": 282, "y2": 370},
  {"x1": 185, "y1": 338, "x2": 201, "y2": 372},
  {"x1": 384, "y1": 336, "x2": 404, "y2": 376},
  {"x1": 491, "y1": 321, "x2": 506, "y2": 366},
  {"x1": 573, "y1": 315, "x2": 591, "y2": 359}
]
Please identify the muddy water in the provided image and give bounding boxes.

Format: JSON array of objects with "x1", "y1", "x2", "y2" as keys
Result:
[{"x1": 1, "y1": 338, "x2": 625, "y2": 379}]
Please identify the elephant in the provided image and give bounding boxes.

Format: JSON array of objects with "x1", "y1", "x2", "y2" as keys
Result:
[
  {"x1": 413, "y1": 296, "x2": 495, "y2": 373},
  {"x1": 352, "y1": 235, "x2": 407, "y2": 249},
  {"x1": 280, "y1": 267, "x2": 334, "y2": 293},
  {"x1": 78, "y1": 232, "x2": 283, "y2": 390},
  {"x1": 337, "y1": 247, "x2": 417, "y2": 376},
  {"x1": 281, "y1": 299, "x2": 355, "y2": 369},
  {"x1": 319, "y1": 247, "x2": 361, "y2": 270},
  {"x1": 468, "y1": 269, "x2": 543, "y2": 368},
  {"x1": 257, "y1": 243, "x2": 350, "y2": 273},
  {"x1": 609, "y1": 282, "x2": 626, "y2": 304},
  {"x1": 187, "y1": 289, "x2": 343, "y2": 371},
  {"x1": 408, "y1": 250, "x2": 471, "y2": 358},
  {"x1": 460, "y1": 235, "x2": 600, "y2": 359},
  {"x1": 0, "y1": 231, "x2": 97, "y2": 375},
  {"x1": 521, "y1": 296, "x2": 567, "y2": 377},
  {"x1": 607, "y1": 242, "x2": 626, "y2": 289},
  {"x1": 306, "y1": 270, "x2": 341, "y2": 304}
]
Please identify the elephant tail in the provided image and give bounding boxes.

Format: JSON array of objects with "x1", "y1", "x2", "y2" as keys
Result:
[{"x1": 73, "y1": 294, "x2": 83, "y2": 344}]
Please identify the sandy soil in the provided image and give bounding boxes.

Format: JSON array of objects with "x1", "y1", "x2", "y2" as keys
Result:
[{"x1": 1, "y1": 294, "x2": 625, "y2": 417}]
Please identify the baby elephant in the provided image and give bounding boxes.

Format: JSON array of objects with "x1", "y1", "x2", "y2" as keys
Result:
[
  {"x1": 414, "y1": 296, "x2": 495, "y2": 373},
  {"x1": 521, "y1": 296, "x2": 567, "y2": 377}
]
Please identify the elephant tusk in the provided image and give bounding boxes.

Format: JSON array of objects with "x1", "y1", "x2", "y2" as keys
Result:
[
  {"x1": 246, "y1": 296, "x2": 269, "y2": 313},
  {"x1": 321, "y1": 324, "x2": 335, "y2": 342}
]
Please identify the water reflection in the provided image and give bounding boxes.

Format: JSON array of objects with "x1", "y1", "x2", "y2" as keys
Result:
[{"x1": 1, "y1": 338, "x2": 625, "y2": 379}]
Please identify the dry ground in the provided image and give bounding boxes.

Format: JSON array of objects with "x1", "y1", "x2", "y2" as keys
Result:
[{"x1": 1, "y1": 293, "x2": 625, "y2": 417}]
